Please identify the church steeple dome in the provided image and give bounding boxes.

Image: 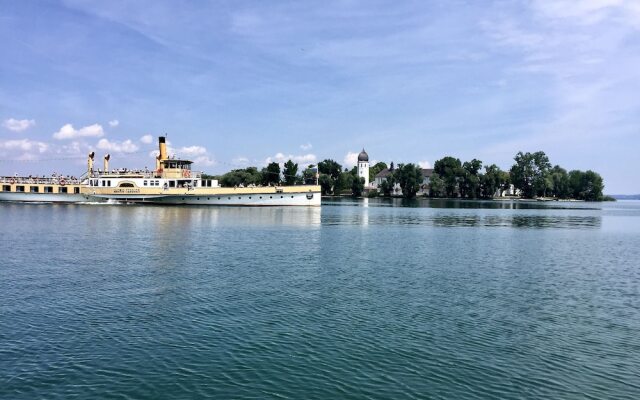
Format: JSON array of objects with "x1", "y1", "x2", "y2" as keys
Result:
[{"x1": 358, "y1": 148, "x2": 369, "y2": 162}]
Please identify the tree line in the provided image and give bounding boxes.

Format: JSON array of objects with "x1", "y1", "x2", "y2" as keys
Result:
[
  {"x1": 318, "y1": 150, "x2": 605, "y2": 200},
  {"x1": 205, "y1": 160, "x2": 315, "y2": 187},
  {"x1": 206, "y1": 150, "x2": 607, "y2": 201},
  {"x1": 427, "y1": 151, "x2": 606, "y2": 201},
  {"x1": 207, "y1": 158, "x2": 371, "y2": 197}
]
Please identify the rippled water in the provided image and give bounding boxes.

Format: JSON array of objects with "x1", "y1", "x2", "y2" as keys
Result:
[{"x1": 1, "y1": 199, "x2": 639, "y2": 399}]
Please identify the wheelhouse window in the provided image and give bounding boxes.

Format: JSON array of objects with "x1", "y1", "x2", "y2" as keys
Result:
[
  {"x1": 16, "y1": 185, "x2": 25, "y2": 192},
  {"x1": 30, "y1": 186, "x2": 39, "y2": 193},
  {"x1": 44, "y1": 186, "x2": 53, "y2": 193},
  {"x1": 74, "y1": 187, "x2": 80, "y2": 194},
  {"x1": 2, "y1": 185, "x2": 10, "y2": 192},
  {"x1": 58, "y1": 187, "x2": 68, "y2": 193},
  {"x1": 143, "y1": 180, "x2": 147, "y2": 186}
]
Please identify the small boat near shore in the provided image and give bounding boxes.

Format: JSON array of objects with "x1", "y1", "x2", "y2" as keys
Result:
[{"x1": 0, "y1": 137, "x2": 321, "y2": 206}]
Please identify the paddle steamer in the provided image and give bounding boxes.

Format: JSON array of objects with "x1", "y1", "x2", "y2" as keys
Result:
[{"x1": 0, "y1": 137, "x2": 321, "y2": 206}]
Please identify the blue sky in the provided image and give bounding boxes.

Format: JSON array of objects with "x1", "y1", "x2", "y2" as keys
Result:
[{"x1": 1, "y1": 0, "x2": 639, "y2": 193}]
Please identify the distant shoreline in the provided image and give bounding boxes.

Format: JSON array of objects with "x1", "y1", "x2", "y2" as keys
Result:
[{"x1": 611, "y1": 194, "x2": 640, "y2": 200}]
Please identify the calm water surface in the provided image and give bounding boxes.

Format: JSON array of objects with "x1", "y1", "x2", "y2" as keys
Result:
[{"x1": 1, "y1": 199, "x2": 639, "y2": 399}]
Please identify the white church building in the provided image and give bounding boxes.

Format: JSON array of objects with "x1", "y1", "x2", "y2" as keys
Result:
[{"x1": 357, "y1": 149, "x2": 370, "y2": 187}]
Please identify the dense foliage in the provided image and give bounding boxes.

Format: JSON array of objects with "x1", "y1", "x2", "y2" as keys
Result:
[
  {"x1": 262, "y1": 162, "x2": 280, "y2": 186},
  {"x1": 216, "y1": 160, "x2": 315, "y2": 188},
  {"x1": 394, "y1": 163, "x2": 423, "y2": 198},
  {"x1": 209, "y1": 149, "x2": 606, "y2": 201},
  {"x1": 424, "y1": 151, "x2": 605, "y2": 200},
  {"x1": 369, "y1": 162, "x2": 387, "y2": 182},
  {"x1": 282, "y1": 160, "x2": 298, "y2": 186}
]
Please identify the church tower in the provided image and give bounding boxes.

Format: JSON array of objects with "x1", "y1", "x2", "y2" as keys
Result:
[{"x1": 357, "y1": 149, "x2": 369, "y2": 187}]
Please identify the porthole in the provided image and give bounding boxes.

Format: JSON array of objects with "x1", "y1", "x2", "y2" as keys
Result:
[
  {"x1": 270, "y1": 196, "x2": 272, "y2": 199},
  {"x1": 228, "y1": 197, "x2": 231, "y2": 200},
  {"x1": 249, "y1": 197, "x2": 251, "y2": 199},
  {"x1": 238, "y1": 197, "x2": 241, "y2": 199},
  {"x1": 281, "y1": 195, "x2": 283, "y2": 198},
  {"x1": 291, "y1": 196, "x2": 294, "y2": 198}
]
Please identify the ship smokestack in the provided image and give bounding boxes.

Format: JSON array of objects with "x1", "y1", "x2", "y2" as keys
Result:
[
  {"x1": 104, "y1": 154, "x2": 110, "y2": 173},
  {"x1": 158, "y1": 136, "x2": 168, "y2": 161},
  {"x1": 88, "y1": 151, "x2": 95, "y2": 176}
]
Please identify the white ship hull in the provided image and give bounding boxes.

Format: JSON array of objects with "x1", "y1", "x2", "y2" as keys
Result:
[
  {"x1": 0, "y1": 192, "x2": 89, "y2": 203},
  {"x1": 88, "y1": 191, "x2": 320, "y2": 206}
]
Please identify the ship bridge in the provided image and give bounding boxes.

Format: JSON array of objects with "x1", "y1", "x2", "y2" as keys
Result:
[{"x1": 161, "y1": 159, "x2": 193, "y2": 179}]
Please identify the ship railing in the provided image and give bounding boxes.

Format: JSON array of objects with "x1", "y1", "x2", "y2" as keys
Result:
[
  {"x1": 89, "y1": 170, "x2": 203, "y2": 179},
  {"x1": 0, "y1": 176, "x2": 82, "y2": 185},
  {"x1": 1, "y1": 170, "x2": 204, "y2": 184}
]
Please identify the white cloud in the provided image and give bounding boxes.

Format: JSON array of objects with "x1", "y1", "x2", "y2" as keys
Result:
[
  {"x1": 148, "y1": 141, "x2": 216, "y2": 167},
  {"x1": 56, "y1": 141, "x2": 87, "y2": 157},
  {"x1": 531, "y1": 0, "x2": 640, "y2": 26},
  {"x1": 140, "y1": 134, "x2": 153, "y2": 144},
  {"x1": 177, "y1": 145, "x2": 207, "y2": 157},
  {"x1": 53, "y1": 123, "x2": 105, "y2": 140},
  {"x1": 477, "y1": 0, "x2": 640, "y2": 174},
  {"x1": 300, "y1": 142, "x2": 313, "y2": 151},
  {"x1": 193, "y1": 156, "x2": 216, "y2": 167},
  {"x1": 0, "y1": 138, "x2": 48, "y2": 153},
  {"x1": 233, "y1": 156, "x2": 250, "y2": 165},
  {"x1": 343, "y1": 151, "x2": 359, "y2": 168},
  {"x1": 418, "y1": 160, "x2": 432, "y2": 169},
  {"x1": 108, "y1": 119, "x2": 119, "y2": 127},
  {"x1": 265, "y1": 152, "x2": 317, "y2": 166},
  {"x1": 96, "y1": 138, "x2": 139, "y2": 153},
  {"x1": 3, "y1": 118, "x2": 35, "y2": 132}
]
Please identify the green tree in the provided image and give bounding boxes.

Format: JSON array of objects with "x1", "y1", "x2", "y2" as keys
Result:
[
  {"x1": 395, "y1": 163, "x2": 423, "y2": 199},
  {"x1": 510, "y1": 151, "x2": 551, "y2": 198},
  {"x1": 318, "y1": 159, "x2": 342, "y2": 195},
  {"x1": 568, "y1": 170, "x2": 584, "y2": 199},
  {"x1": 369, "y1": 161, "x2": 388, "y2": 182},
  {"x1": 335, "y1": 169, "x2": 355, "y2": 195},
  {"x1": 499, "y1": 170, "x2": 511, "y2": 194},
  {"x1": 481, "y1": 164, "x2": 503, "y2": 199},
  {"x1": 352, "y1": 176, "x2": 365, "y2": 197},
  {"x1": 433, "y1": 156, "x2": 463, "y2": 197},
  {"x1": 460, "y1": 159, "x2": 483, "y2": 198},
  {"x1": 379, "y1": 173, "x2": 396, "y2": 197},
  {"x1": 283, "y1": 159, "x2": 299, "y2": 186},
  {"x1": 220, "y1": 167, "x2": 263, "y2": 187},
  {"x1": 549, "y1": 165, "x2": 570, "y2": 198},
  {"x1": 582, "y1": 170, "x2": 604, "y2": 201},
  {"x1": 569, "y1": 170, "x2": 604, "y2": 201},
  {"x1": 302, "y1": 165, "x2": 317, "y2": 185},
  {"x1": 262, "y1": 162, "x2": 280, "y2": 186},
  {"x1": 428, "y1": 173, "x2": 446, "y2": 197},
  {"x1": 318, "y1": 174, "x2": 332, "y2": 195}
]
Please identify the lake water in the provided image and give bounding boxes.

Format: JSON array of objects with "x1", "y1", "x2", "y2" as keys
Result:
[{"x1": 1, "y1": 199, "x2": 639, "y2": 399}]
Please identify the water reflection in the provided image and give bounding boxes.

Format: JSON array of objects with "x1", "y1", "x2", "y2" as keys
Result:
[
  {"x1": 98, "y1": 204, "x2": 323, "y2": 229},
  {"x1": 324, "y1": 197, "x2": 602, "y2": 211},
  {"x1": 322, "y1": 211, "x2": 602, "y2": 229}
]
